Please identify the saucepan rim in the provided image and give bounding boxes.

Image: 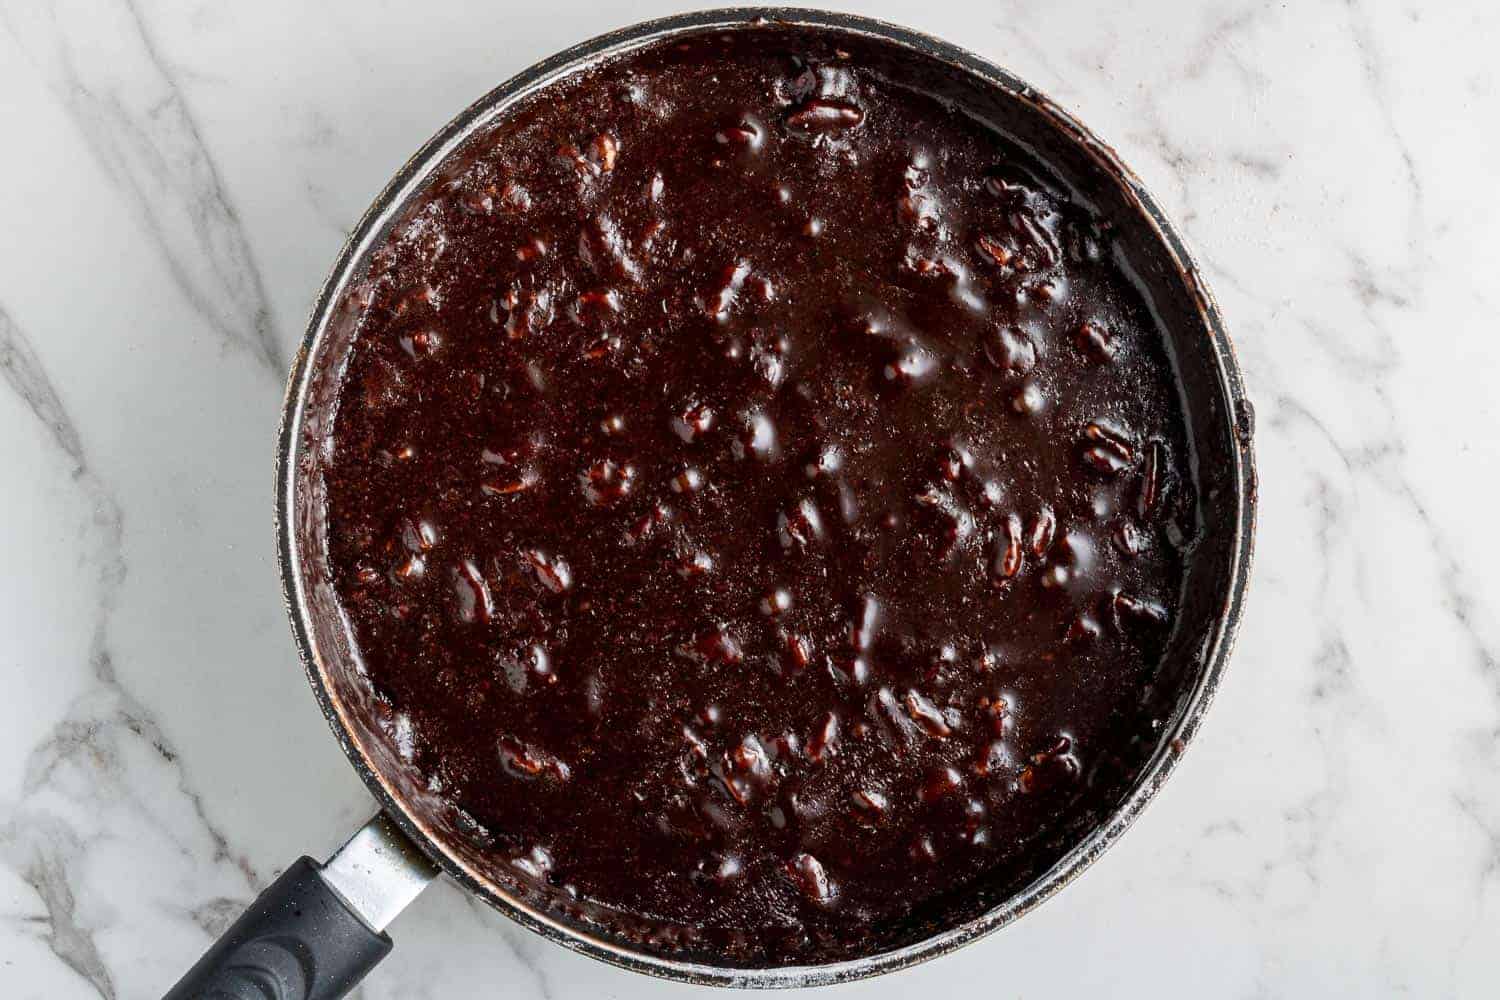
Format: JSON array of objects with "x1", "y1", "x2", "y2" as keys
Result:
[{"x1": 275, "y1": 6, "x2": 1256, "y2": 988}]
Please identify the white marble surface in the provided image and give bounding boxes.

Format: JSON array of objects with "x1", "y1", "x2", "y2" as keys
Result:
[{"x1": 1, "y1": 0, "x2": 1496, "y2": 995}]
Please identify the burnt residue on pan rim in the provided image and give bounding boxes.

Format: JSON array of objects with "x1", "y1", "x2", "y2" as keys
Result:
[{"x1": 275, "y1": 7, "x2": 1256, "y2": 989}]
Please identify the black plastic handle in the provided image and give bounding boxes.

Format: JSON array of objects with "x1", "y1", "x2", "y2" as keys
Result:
[{"x1": 163, "y1": 857, "x2": 392, "y2": 1000}]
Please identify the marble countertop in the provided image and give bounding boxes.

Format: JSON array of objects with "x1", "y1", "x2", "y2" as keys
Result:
[{"x1": 2, "y1": 1, "x2": 1496, "y2": 996}]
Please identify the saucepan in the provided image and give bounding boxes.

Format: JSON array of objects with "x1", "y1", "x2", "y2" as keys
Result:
[{"x1": 165, "y1": 8, "x2": 1255, "y2": 997}]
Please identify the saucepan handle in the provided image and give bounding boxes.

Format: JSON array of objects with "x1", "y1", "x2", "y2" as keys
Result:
[{"x1": 163, "y1": 814, "x2": 437, "y2": 1000}]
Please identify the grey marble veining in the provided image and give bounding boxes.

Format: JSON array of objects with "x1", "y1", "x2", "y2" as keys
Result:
[
  {"x1": 1, "y1": 0, "x2": 1497, "y2": 996},
  {"x1": 2, "y1": 0, "x2": 283, "y2": 376}
]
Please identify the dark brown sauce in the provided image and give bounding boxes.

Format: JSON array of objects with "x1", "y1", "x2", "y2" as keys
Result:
[{"x1": 321, "y1": 26, "x2": 1199, "y2": 964}]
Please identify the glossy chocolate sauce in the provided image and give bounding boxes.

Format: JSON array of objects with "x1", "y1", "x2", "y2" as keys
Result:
[{"x1": 322, "y1": 26, "x2": 1199, "y2": 964}]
